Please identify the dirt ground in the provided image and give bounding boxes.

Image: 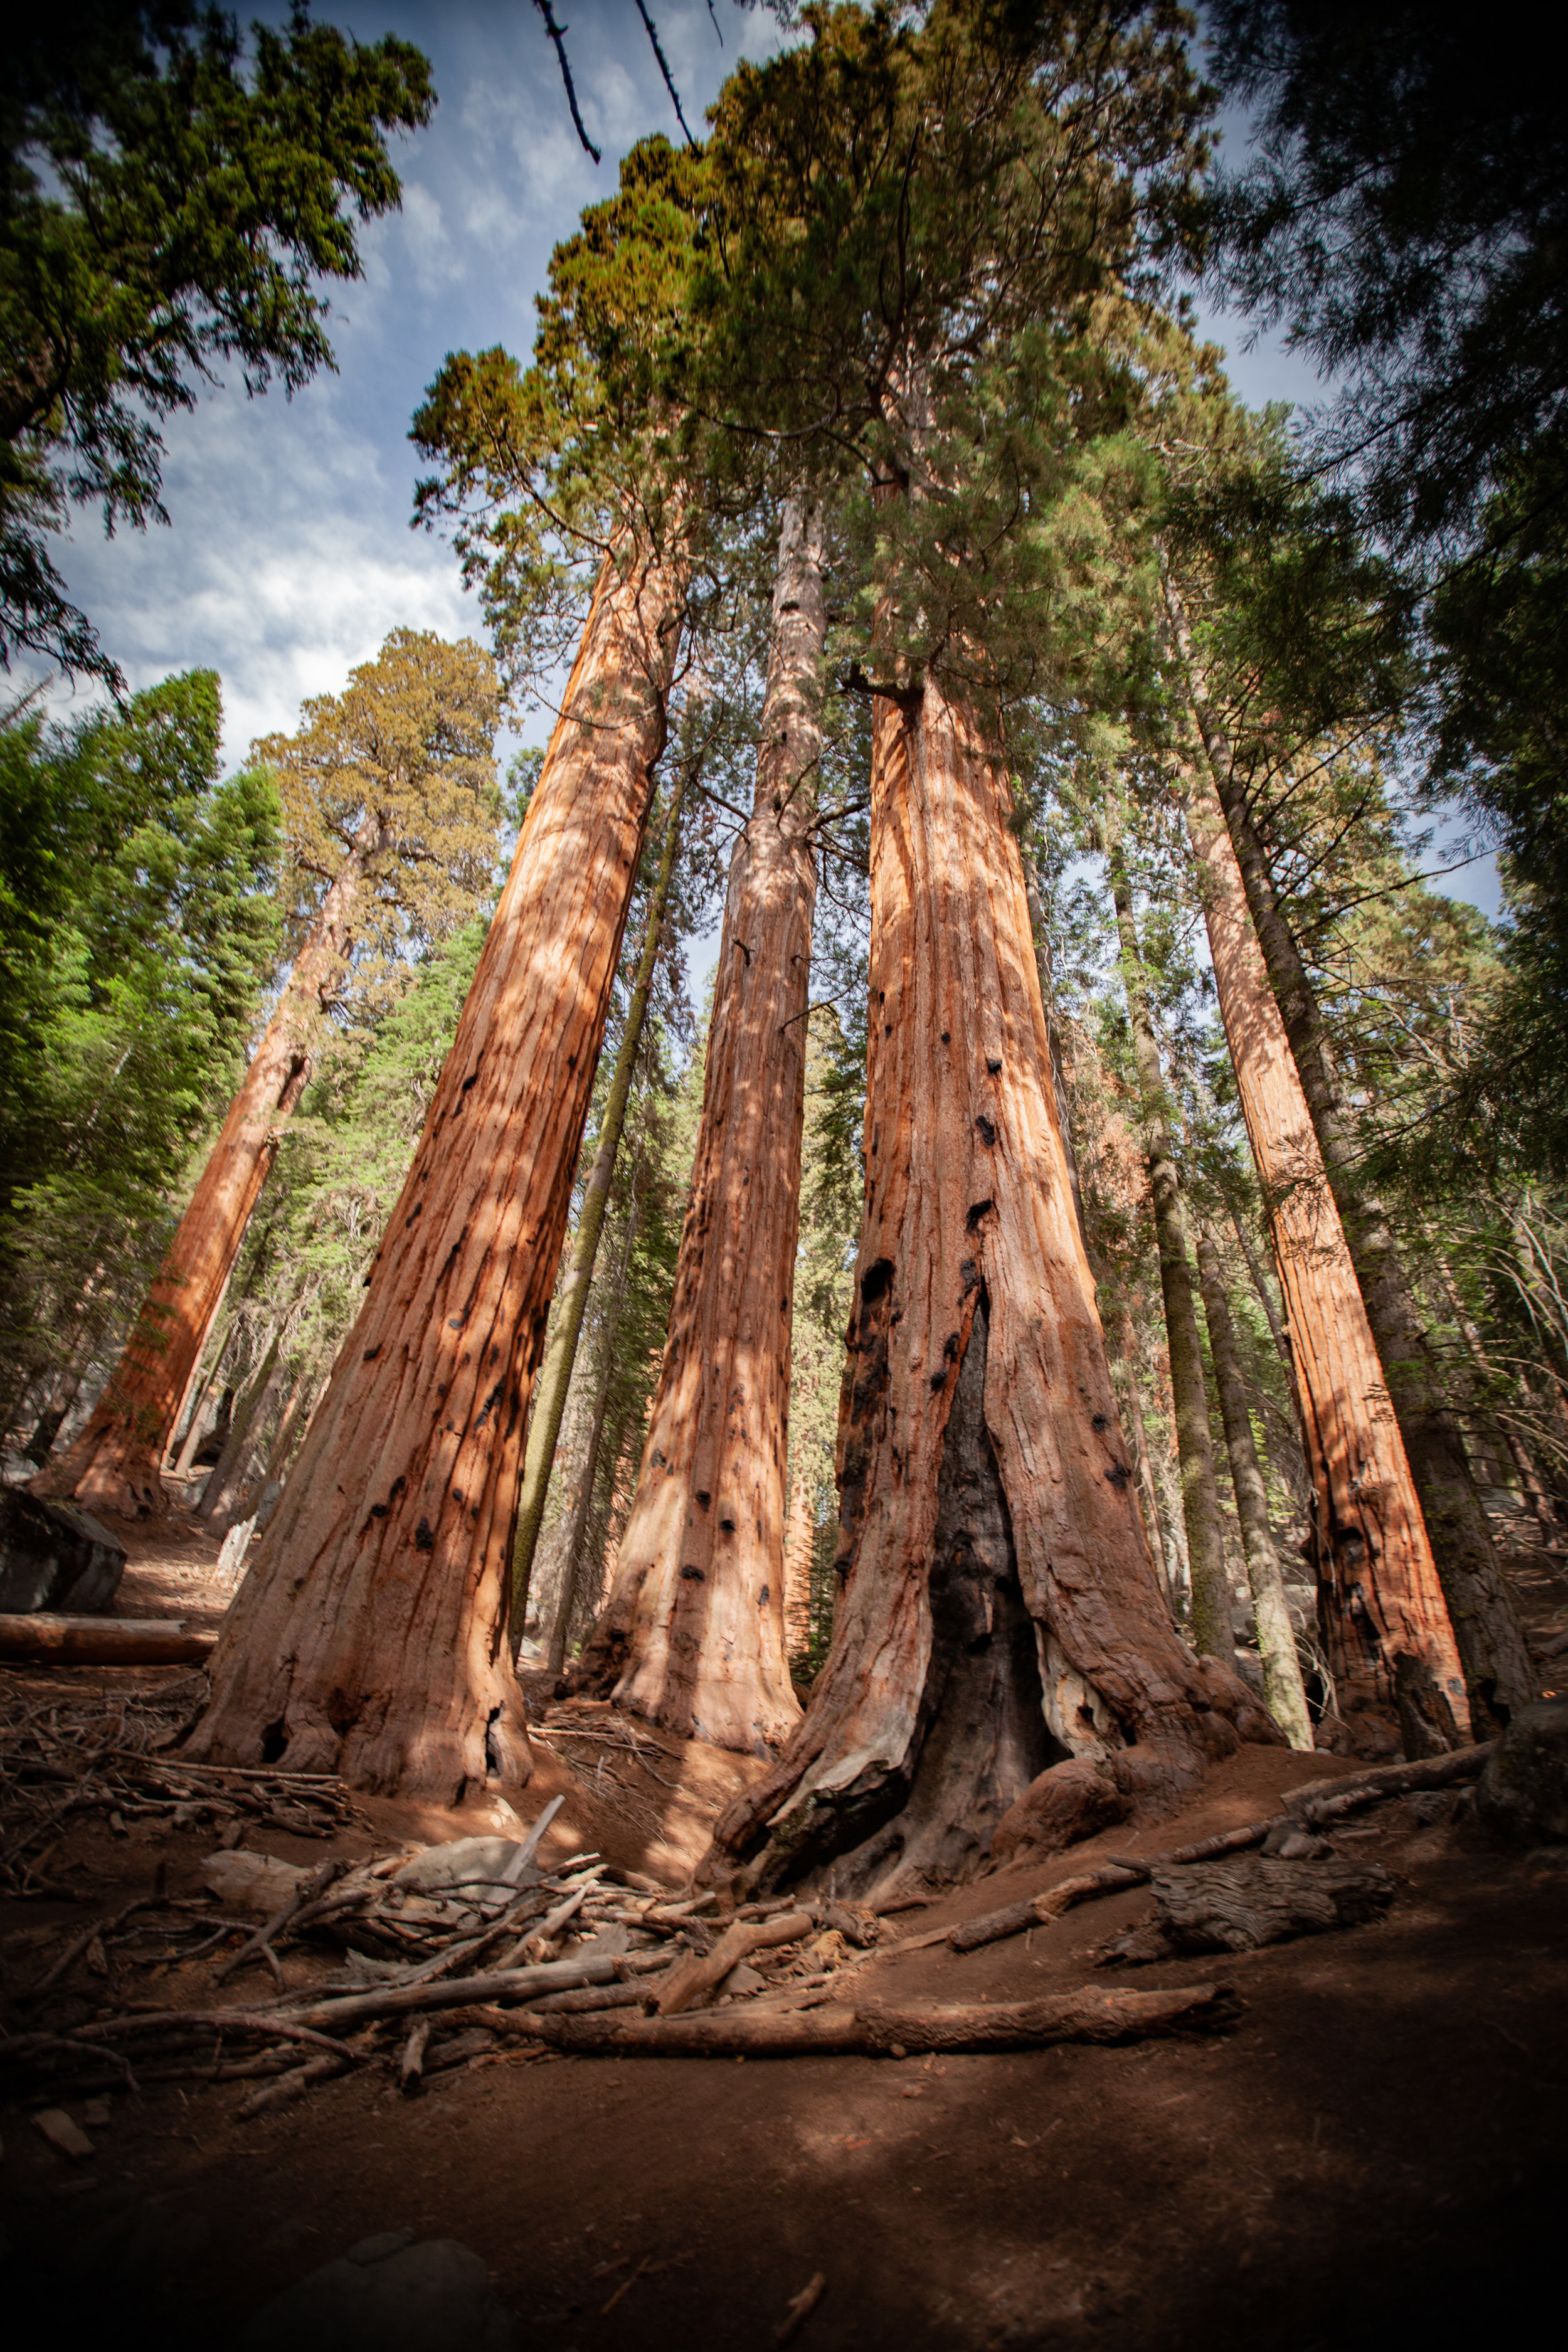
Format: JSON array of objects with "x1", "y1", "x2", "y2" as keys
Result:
[{"x1": 3, "y1": 1511, "x2": 1566, "y2": 2349}]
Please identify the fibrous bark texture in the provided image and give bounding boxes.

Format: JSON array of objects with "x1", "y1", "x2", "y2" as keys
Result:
[
  {"x1": 1182, "y1": 751, "x2": 1471, "y2": 1752},
  {"x1": 508, "y1": 766, "x2": 688, "y2": 1640},
  {"x1": 1195, "y1": 1224, "x2": 1316, "y2": 1751},
  {"x1": 186, "y1": 538, "x2": 684, "y2": 1800},
  {"x1": 1172, "y1": 611, "x2": 1534, "y2": 1725},
  {"x1": 1109, "y1": 849, "x2": 1234, "y2": 1663},
  {"x1": 35, "y1": 835, "x2": 378, "y2": 1518},
  {"x1": 706, "y1": 677, "x2": 1275, "y2": 1904},
  {"x1": 571, "y1": 501, "x2": 825, "y2": 1754}
]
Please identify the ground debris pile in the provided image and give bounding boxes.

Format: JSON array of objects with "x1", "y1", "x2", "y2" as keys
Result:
[{"x1": 0, "y1": 1673, "x2": 356, "y2": 1899}]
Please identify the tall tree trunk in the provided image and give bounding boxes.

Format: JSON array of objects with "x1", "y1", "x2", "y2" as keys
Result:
[
  {"x1": 199, "y1": 1325, "x2": 288, "y2": 1534},
  {"x1": 572, "y1": 501, "x2": 826, "y2": 1754},
  {"x1": 1165, "y1": 581, "x2": 1534, "y2": 1726},
  {"x1": 1109, "y1": 847, "x2": 1234, "y2": 1662},
  {"x1": 543, "y1": 1192, "x2": 642, "y2": 1682},
  {"x1": 1436, "y1": 1258, "x2": 1562, "y2": 1534},
  {"x1": 1195, "y1": 1224, "x2": 1315, "y2": 1749},
  {"x1": 35, "y1": 820, "x2": 388, "y2": 1518},
  {"x1": 782, "y1": 1451, "x2": 816, "y2": 1665},
  {"x1": 508, "y1": 763, "x2": 689, "y2": 1644},
  {"x1": 172, "y1": 1311, "x2": 239, "y2": 1479},
  {"x1": 706, "y1": 672, "x2": 1274, "y2": 1903},
  {"x1": 185, "y1": 532, "x2": 685, "y2": 1801},
  {"x1": 1021, "y1": 853, "x2": 1088, "y2": 1248},
  {"x1": 1180, "y1": 746, "x2": 1470, "y2": 1754},
  {"x1": 1110, "y1": 1313, "x2": 1171, "y2": 1603}
]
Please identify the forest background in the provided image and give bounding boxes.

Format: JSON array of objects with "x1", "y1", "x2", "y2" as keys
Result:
[{"x1": 3, "y1": 0, "x2": 1560, "y2": 1772}]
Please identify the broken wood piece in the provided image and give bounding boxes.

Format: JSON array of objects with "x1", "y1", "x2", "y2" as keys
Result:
[
  {"x1": 0, "y1": 1613, "x2": 216, "y2": 1666},
  {"x1": 271, "y1": 1946, "x2": 672, "y2": 2035},
  {"x1": 524, "y1": 1982, "x2": 1240, "y2": 2058},
  {"x1": 655, "y1": 1908, "x2": 815, "y2": 2016},
  {"x1": 775, "y1": 2271, "x2": 827, "y2": 2346},
  {"x1": 215, "y1": 1858, "x2": 348, "y2": 1982},
  {"x1": 1283, "y1": 1743, "x2": 1496, "y2": 1825},
  {"x1": 239, "y1": 2052, "x2": 347, "y2": 2117},
  {"x1": 1148, "y1": 1856, "x2": 1396, "y2": 1955},
  {"x1": 33, "y1": 2106, "x2": 95, "y2": 2159},
  {"x1": 399, "y1": 2018, "x2": 432, "y2": 2095}
]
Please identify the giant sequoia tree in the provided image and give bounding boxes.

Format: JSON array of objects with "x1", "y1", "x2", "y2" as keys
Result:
[
  {"x1": 573, "y1": 495, "x2": 827, "y2": 1753},
  {"x1": 689, "y1": 5, "x2": 1276, "y2": 1899},
  {"x1": 38, "y1": 630, "x2": 501, "y2": 1518},
  {"x1": 188, "y1": 146, "x2": 700, "y2": 1796}
]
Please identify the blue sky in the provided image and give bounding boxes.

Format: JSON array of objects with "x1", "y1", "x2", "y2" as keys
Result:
[{"x1": 29, "y1": 2, "x2": 1493, "y2": 918}]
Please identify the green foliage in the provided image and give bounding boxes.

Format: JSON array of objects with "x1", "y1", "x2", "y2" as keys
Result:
[
  {"x1": 0, "y1": 667, "x2": 281, "y2": 1413},
  {"x1": 1, "y1": 4, "x2": 434, "y2": 679}
]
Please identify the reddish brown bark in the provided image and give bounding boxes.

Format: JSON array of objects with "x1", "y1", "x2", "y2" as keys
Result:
[
  {"x1": 34, "y1": 829, "x2": 383, "y2": 1518},
  {"x1": 1182, "y1": 753, "x2": 1471, "y2": 1752},
  {"x1": 706, "y1": 677, "x2": 1275, "y2": 1902},
  {"x1": 570, "y1": 502, "x2": 825, "y2": 1754},
  {"x1": 782, "y1": 1451, "x2": 816, "y2": 1666},
  {"x1": 186, "y1": 536, "x2": 684, "y2": 1801}
]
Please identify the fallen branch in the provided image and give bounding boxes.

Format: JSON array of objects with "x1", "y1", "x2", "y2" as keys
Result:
[
  {"x1": 1283, "y1": 1743, "x2": 1496, "y2": 1824},
  {"x1": 949, "y1": 1746, "x2": 1498, "y2": 1958},
  {"x1": 525, "y1": 1982, "x2": 1240, "y2": 2058},
  {"x1": 0, "y1": 1614, "x2": 216, "y2": 1666},
  {"x1": 655, "y1": 1909, "x2": 815, "y2": 2015},
  {"x1": 273, "y1": 1946, "x2": 672, "y2": 2034}
]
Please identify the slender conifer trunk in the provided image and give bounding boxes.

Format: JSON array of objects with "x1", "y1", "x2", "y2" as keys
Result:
[
  {"x1": 186, "y1": 534, "x2": 685, "y2": 1800},
  {"x1": 1195, "y1": 1224, "x2": 1315, "y2": 1748},
  {"x1": 1165, "y1": 581, "x2": 1534, "y2": 1725},
  {"x1": 199, "y1": 1327, "x2": 288, "y2": 1534},
  {"x1": 1108, "y1": 847, "x2": 1233, "y2": 1661},
  {"x1": 782, "y1": 1459, "x2": 816, "y2": 1666},
  {"x1": 1180, "y1": 746, "x2": 1470, "y2": 1752},
  {"x1": 35, "y1": 825, "x2": 386, "y2": 1518},
  {"x1": 572, "y1": 501, "x2": 825, "y2": 1754},
  {"x1": 707, "y1": 671, "x2": 1275, "y2": 1902}
]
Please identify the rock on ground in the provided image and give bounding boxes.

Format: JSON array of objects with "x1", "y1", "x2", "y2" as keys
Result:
[{"x1": 235, "y1": 2230, "x2": 519, "y2": 2351}]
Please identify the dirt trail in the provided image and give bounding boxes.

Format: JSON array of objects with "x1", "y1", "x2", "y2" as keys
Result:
[{"x1": 3, "y1": 1515, "x2": 1565, "y2": 2347}]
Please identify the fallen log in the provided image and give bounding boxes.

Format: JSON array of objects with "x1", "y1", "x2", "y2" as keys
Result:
[
  {"x1": 524, "y1": 1982, "x2": 1240, "y2": 2058},
  {"x1": 950, "y1": 1823, "x2": 1272, "y2": 1954},
  {"x1": 1283, "y1": 1742, "x2": 1496, "y2": 1824},
  {"x1": 0, "y1": 1613, "x2": 217, "y2": 1666},
  {"x1": 655, "y1": 1908, "x2": 815, "y2": 2016}
]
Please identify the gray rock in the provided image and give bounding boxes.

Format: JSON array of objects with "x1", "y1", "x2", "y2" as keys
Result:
[
  {"x1": 236, "y1": 2230, "x2": 519, "y2": 2351},
  {"x1": 1478, "y1": 1698, "x2": 1568, "y2": 1848},
  {"x1": 0, "y1": 1486, "x2": 125, "y2": 1613}
]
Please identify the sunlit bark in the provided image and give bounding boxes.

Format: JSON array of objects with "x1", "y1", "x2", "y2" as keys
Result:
[
  {"x1": 571, "y1": 501, "x2": 825, "y2": 1754},
  {"x1": 1182, "y1": 750, "x2": 1470, "y2": 1752},
  {"x1": 186, "y1": 536, "x2": 684, "y2": 1800},
  {"x1": 708, "y1": 675, "x2": 1275, "y2": 1901}
]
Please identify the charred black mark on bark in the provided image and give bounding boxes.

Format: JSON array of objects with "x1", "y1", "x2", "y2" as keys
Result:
[
  {"x1": 363, "y1": 1345, "x2": 380, "y2": 1361},
  {"x1": 941, "y1": 1031, "x2": 951, "y2": 1043},
  {"x1": 474, "y1": 1381, "x2": 504, "y2": 1429},
  {"x1": 415, "y1": 1519, "x2": 436, "y2": 1552},
  {"x1": 651, "y1": 1448, "x2": 666, "y2": 1467},
  {"x1": 966, "y1": 1200, "x2": 994, "y2": 1232},
  {"x1": 404, "y1": 1204, "x2": 423, "y2": 1229},
  {"x1": 1104, "y1": 1462, "x2": 1130, "y2": 1490},
  {"x1": 861, "y1": 1259, "x2": 894, "y2": 1306},
  {"x1": 460, "y1": 1067, "x2": 481, "y2": 1095},
  {"x1": 960, "y1": 1258, "x2": 980, "y2": 1293},
  {"x1": 1092, "y1": 1412, "x2": 1109, "y2": 1431},
  {"x1": 696, "y1": 1490, "x2": 711, "y2": 1510},
  {"x1": 987, "y1": 1059, "x2": 1003, "y2": 1075},
  {"x1": 758, "y1": 1584, "x2": 770, "y2": 1606},
  {"x1": 448, "y1": 1315, "x2": 466, "y2": 1331},
  {"x1": 975, "y1": 1115, "x2": 996, "y2": 1147},
  {"x1": 681, "y1": 1565, "x2": 706, "y2": 1582}
]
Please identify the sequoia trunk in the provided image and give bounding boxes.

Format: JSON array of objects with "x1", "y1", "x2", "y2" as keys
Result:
[
  {"x1": 1181, "y1": 750, "x2": 1470, "y2": 1752},
  {"x1": 509, "y1": 765, "x2": 688, "y2": 1641},
  {"x1": 35, "y1": 827, "x2": 384, "y2": 1518},
  {"x1": 1195, "y1": 1224, "x2": 1315, "y2": 1749},
  {"x1": 571, "y1": 501, "x2": 825, "y2": 1754},
  {"x1": 186, "y1": 535, "x2": 684, "y2": 1800},
  {"x1": 706, "y1": 675, "x2": 1274, "y2": 1903},
  {"x1": 1166, "y1": 581, "x2": 1533, "y2": 1726},
  {"x1": 1109, "y1": 849, "x2": 1233, "y2": 1662}
]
